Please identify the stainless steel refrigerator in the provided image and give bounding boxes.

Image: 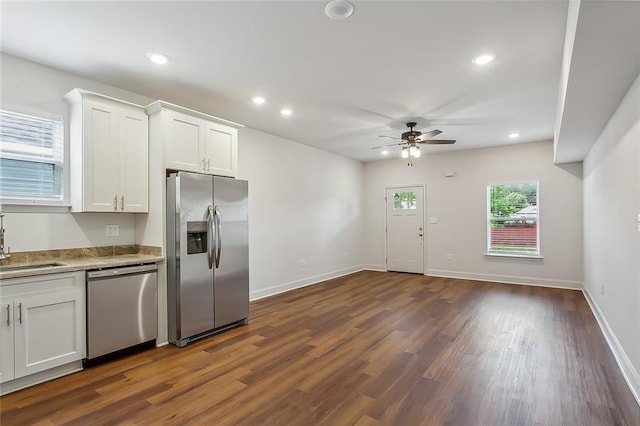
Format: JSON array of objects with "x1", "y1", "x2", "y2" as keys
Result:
[{"x1": 166, "y1": 171, "x2": 249, "y2": 347}]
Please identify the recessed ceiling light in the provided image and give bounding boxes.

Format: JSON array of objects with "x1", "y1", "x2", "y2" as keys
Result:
[
  {"x1": 251, "y1": 96, "x2": 266, "y2": 105},
  {"x1": 381, "y1": 150, "x2": 389, "y2": 156},
  {"x1": 472, "y1": 54, "x2": 494, "y2": 65},
  {"x1": 325, "y1": 0, "x2": 354, "y2": 20},
  {"x1": 280, "y1": 108, "x2": 293, "y2": 117},
  {"x1": 509, "y1": 132, "x2": 520, "y2": 139},
  {"x1": 146, "y1": 52, "x2": 170, "y2": 65}
]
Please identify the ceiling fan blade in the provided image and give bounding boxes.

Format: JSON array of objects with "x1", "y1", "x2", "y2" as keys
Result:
[
  {"x1": 378, "y1": 135, "x2": 402, "y2": 140},
  {"x1": 418, "y1": 129, "x2": 443, "y2": 139},
  {"x1": 371, "y1": 142, "x2": 405, "y2": 150},
  {"x1": 417, "y1": 139, "x2": 456, "y2": 145}
]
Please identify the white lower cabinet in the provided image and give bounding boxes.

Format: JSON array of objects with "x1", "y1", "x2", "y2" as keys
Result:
[
  {"x1": 0, "y1": 300, "x2": 14, "y2": 383},
  {"x1": 0, "y1": 272, "x2": 85, "y2": 388}
]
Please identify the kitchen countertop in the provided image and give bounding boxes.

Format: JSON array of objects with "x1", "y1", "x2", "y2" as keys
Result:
[{"x1": 0, "y1": 245, "x2": 163, "y2": 280}]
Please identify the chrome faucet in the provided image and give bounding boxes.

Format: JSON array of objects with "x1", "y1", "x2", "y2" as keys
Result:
[{"x1": 0, "y1": 211, "x2": 10, "y2": 260}]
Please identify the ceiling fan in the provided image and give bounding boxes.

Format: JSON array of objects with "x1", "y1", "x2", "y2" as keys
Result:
[{"x1": 372, "y1": 122, "x2": 456, "y2": 151}]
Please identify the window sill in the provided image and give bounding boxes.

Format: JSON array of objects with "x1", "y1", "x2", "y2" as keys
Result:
[
  {"x1": 0, "y1": 203, "x2": 71, "y2": 214},
  {"x1": 485, "y1": 253, "x2": 543, "y2": 260}
]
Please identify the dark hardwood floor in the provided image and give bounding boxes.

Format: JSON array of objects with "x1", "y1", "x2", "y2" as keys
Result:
[{"x1": 1, "y1": 271, "x2": 638, "y2": 425}]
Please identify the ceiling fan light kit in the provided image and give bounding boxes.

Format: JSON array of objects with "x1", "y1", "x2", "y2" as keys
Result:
[{"x1": 373, "y1": 121, "x2": 456, "y2": 165}]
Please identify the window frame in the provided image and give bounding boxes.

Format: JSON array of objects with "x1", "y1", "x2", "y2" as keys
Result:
[
  {"x1": 486, "y1": 181, "x2": 541, "y2": 259},
  {"x1": 0, "y1": 107, "x2": 68, "y2": 208}
]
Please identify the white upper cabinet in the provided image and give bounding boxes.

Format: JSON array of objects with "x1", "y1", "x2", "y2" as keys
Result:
[
  {"x1": 166, "y1": 109, "x2": 204, "y2": 173},
  {"x1": 119, "y1": 108, "x2": 149, "y2": 212},
  {"x1": 65, "y1": 89, "x2": 149, "y2": 213},
  {"x1": 204, "y1": 121, "x2": 238, "y2": 177},
  {"x1": 81, "y1": 100, "x2": 119, "y2": 211},
  {"x1": 146, "y1": 101, "x2": 242, "y2": 178}
]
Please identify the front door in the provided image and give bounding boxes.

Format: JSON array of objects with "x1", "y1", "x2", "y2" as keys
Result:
[{"x1": 386, "y1": 186, "x2": 424, "y2": 274}]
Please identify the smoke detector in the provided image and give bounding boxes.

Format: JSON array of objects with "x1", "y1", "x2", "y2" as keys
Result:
[{"x1": 325, "y1": 1, "x2": 354, "y2": 20}]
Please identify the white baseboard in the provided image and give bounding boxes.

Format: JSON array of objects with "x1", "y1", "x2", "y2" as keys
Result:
[
  {"x1": 582, "y1": 286, "x2": 640, "y2": 406},
  {"x1": 361, "y1": 264, "x2": 386, "y2": 272},
  {"x1": 426, "y1": 269, "x2": 583, "y2": 290},
  {"x1": 250, "y1": 265, "x2": 366, "y2": 301}
]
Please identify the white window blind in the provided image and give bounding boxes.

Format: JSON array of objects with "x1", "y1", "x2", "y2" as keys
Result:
[
  {"x1": 0, "y1": 109, "x2": 64, "y2": 203},
  {"x1": 487, "y1": 182, "x2": 539, "y2": 256}
]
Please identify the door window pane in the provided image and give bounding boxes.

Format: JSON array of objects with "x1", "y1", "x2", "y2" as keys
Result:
[{"x1": 393, "y1": 191, "x2": 417, "y2": 210}]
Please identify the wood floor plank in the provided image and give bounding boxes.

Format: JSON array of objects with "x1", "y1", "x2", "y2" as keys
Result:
[{"x1": 1, "y1": 271, "x2": 638, "y2": 425}]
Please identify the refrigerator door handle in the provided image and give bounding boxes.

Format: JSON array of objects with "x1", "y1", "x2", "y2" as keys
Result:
[
  {"x1": 207, "y1": 205, "x2": 215, "y2": 270},
  {"x1": 214, "y1": 206, "x2": 222, "y2": 268}
]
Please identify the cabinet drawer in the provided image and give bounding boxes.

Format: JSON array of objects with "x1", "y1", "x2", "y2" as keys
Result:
[{"x1": 0, "y1": 271, "x2": 84, "y2": 297}]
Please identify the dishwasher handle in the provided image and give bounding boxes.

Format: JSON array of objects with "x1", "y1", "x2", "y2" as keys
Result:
[{"x1": 87, "y1": 264, "x2": 158, "y2": 279}]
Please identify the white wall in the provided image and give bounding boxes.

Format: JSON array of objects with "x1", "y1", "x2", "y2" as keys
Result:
[
  {"x1": 237, "y1": 128, "x2": 364, "y2": 299},
  {"x1": 364, "y1": 141, "x2": 583, "y2": 288},
  {"x1": 0, "y1": 54, "x2": 153, "y2": 251},
  {"x1": 583, "y1": 73, "x2": 640, "y2": 399}
]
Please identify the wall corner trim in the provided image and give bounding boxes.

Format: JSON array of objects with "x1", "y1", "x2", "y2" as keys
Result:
[
  {"x1": 361, "y1": 264, "x2": 386, "y2": 272},
  {"x1": 582, "y1": 287, "x2": 640, "y2": 406}
]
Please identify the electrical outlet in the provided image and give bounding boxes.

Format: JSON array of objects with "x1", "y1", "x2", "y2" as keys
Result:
[
  {"x1": 299, "y1": 258, "x2": 306, "y2": 267},
  {"x1": 446, "y1": 253, "x2": 453, "y2": 261},
  {"x1": 601, "y1": 283, "x2": 605, "y2": 296},
  {"x1": 106, "y1": 224, "x2": 120, "y2": 237}
]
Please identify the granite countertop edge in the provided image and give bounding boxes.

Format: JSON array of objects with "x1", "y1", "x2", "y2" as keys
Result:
[{"x1": 0, "y1": 254, "x2": 165, "y2": 281}]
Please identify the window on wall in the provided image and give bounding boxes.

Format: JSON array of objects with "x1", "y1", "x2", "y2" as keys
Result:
[
  {"x1": 0, "y1": 109, "x2": 64, "y2": 204},
  {"x1": 393, "y1": 191, "x2": 417, "y2": 210},
  {"x1": 487, "y1": 182, "x2": 539, "y2": 256}
]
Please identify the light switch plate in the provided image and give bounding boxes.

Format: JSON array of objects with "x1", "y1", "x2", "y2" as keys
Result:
[{"x1": 106, "y1": 224, "x2": 120, "y2": 237}]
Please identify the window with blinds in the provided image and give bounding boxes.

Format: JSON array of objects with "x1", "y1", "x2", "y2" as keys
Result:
[
  {"x1": 487, "y1": 182, "x2": 539, "y2": 256},
  {"x1": 0, "y1": 109, "x2": 64, "y2": 204}
]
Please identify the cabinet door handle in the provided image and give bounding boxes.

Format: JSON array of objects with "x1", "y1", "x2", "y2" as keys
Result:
[
  {"x1": 5, "y1": 304, "x2": 9, "y2": 326},
  {"x1": 121, "y1": 196, "x2": 125, "y2": 211},
  {"x1": 113, "y1": 195, "x2": 118, "y2": 211},
  {"x1": 18, "y1": 302, "x2": 22, "y2": 324},
  {"x1": 206, "y1": 159, "x2": 211, "y2": 172},
  {"x1": 201, "y1": 159, "x2": 206, "y2": 171}
]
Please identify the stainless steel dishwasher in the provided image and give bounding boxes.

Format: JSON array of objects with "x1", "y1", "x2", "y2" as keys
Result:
[{"x1": 86, "y1": 264, "x2": 158, "y2": 364}]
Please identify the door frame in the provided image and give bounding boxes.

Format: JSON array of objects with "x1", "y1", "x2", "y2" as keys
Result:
[{"x1": 384, "y1": 183, "x2": 427, "y2": 274}]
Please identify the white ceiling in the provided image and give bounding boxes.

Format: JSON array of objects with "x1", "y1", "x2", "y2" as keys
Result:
[{"x1": 1, "y1": 1, "x2": 570, "y2": 162}]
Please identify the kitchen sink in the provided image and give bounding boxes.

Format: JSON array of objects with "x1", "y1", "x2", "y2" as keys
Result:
[{"x1": 0, "y1": 262, "x2": 67, "y2": 272}]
